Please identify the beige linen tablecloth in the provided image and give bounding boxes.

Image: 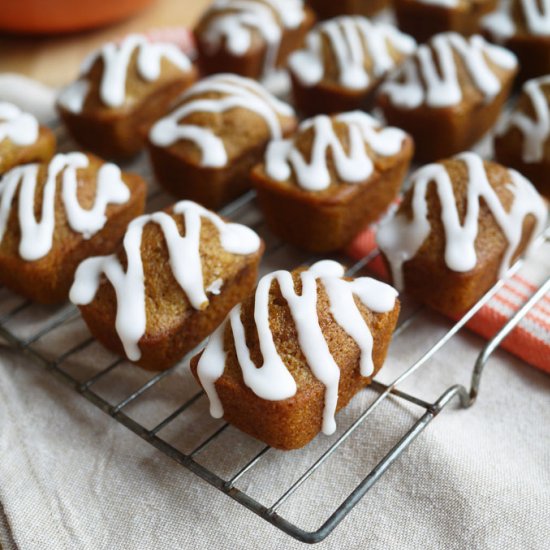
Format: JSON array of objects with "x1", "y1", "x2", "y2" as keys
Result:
[{"x1": 0, "y1": 244, "x2": 549, "y2": 549}]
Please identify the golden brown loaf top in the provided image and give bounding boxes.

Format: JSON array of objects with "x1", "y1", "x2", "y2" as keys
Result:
[
  {"x1": 0, "y1": 102, "x2": 56, "y2": 174},
  {"x1": 377, "y1": 152, "x2": 547, "y2": 290},
  {"x1": 70, "y1": 200, "x2": 264, "y2": 362},
  {"x1": 254, "y1": 111, "x2": 412, "y2": 197},
  {"x1": 482, "y1": 0, "x2": 550, "y2": 40},
  {"x1": 0, "y1": 152, "x2": 144, "y2": 263},
  {"x1": 379, "y1": 32, "x2": 517, "y2": 110},
  {"x1": 222, "y1": 266, "x2": 398, "y2": 386},
  {"x1": 57, "y1": 34, "x2": 196, "y2": 116},
  {"x1": 193, "y1": 260, "x2": 400, "y2": 445},
  {"x1": 288, "y1": 16, "x2": 416, "y2": 91},
  {"x1": 195, "y1": 0, "x2": 311, "y2": 57},
  {"x1": 148, "y1": 74, "x2": 297, "y2": 168}
]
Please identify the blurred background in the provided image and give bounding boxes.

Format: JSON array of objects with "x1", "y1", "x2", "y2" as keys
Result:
[{"x1": 0, "y1": 0, "x2": 206, "y2": 86}]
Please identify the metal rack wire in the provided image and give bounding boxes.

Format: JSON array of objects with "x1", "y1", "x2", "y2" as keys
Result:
[{"x1": 1, "y1": 124, "x2": 549, "y2": 544}]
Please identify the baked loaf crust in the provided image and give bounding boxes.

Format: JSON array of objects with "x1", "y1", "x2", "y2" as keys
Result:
[
  {"x1": 377, "y1": 33, "x2": 517, "y2": 162},
  {"x1": 495, "y1": 76, "x2": 550, "y2": 199},
  {"x1": 0, "y1": 102, "x2": 55, "y2": 174},
  {"x1": 377, "y1": 152, "x2": 547, "y2": 316},
  {"x1": 288, "y1": 17, "x2": 416, "y2": 116},
  {"x1": 147, "y1": 74, "x2": 297, "y2": 210},
  {"x1": 190, "y1": 260, "x2": 400, "y2": 450},
  {"x1": 194, "y1": 0, "x2": 315, "y2": 81},
  {"x1": 0, "y1": 152, "x2": 146, "y2": 304},
  {"x1": 482, "y1": 0, "x2": 550, "y2": 83},
  {"x1": 306, "y1": 0, "x2": 390, "y2": 20},
  {"x1": 395, "y1": 0, "x2": 497, "y2": 43},
  {"x1": 71, "y1": 201, "x2": 264, "y2": 371},
  {"x1": 57, "y1": 34, "x2": 197, "y2": 159},
  {"x1": 252, "y1": 111, "x2": 413, "y2": 252}
]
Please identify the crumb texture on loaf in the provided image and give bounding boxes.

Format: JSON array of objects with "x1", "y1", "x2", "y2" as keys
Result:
[
  {"x1": 196, "y1": 0, "x2": 307, "y2": 77},
  {"x1": 57, "y1": 34, "x2": 193, "y2": 113},
  {"x1": 149, "y1": 73, "x2": 295, "y2": 167},
  {"x1": 0, "y1": 152, "x2": 131, "y2": 261},
  {"x1": 380, "y1": 32, "x2": 517, "y2": 109},
  {"x1": 264, "y1": 111, "x2": 407, "y2": 190},
  {"x1": 196, "y1": 260, "x2": 399, "y2": 438},
  {"x1": 70, "y1": 200, "x2": 262, "y2": 363},
  {"x1": 288, "y1": 16, "x2": 416, "y2": 90},
  {"x1": 377, "y1": 152, "x2": 548, "y2": 291}
]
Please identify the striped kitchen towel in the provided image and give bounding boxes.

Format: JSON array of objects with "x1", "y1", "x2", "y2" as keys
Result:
[{"x1": 347, "y1": 227, "x2": 550, "y2": 374}]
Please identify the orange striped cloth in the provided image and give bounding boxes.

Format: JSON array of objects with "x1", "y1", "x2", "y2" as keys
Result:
[{"x1": 346, "y1": 227, "x2": 550, "y2": 374}]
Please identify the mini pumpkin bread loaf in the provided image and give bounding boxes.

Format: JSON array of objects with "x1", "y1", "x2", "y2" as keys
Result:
[
  {"x1": 482, "y1": 0, "x2": 550, "y2": 83},
  {"x1": 252, "y1": 111, "x2": 413, "y2": 252},
  {"x1": 190, "y1": 260, "x2": 400, "y2": 450},
  {"x1": 377, "y1": 33, "x2": 517, "y2": 162},
  {"x1": 307, "y1": 0, "x2": 390, "y2": 20},
  {"x1": 394, "y1": 0, "x2": 497, "y2": 43},
  {"x1": 70, "y1": 201, "x2": 264, "y2": 371},
  {"x1": 377, "y1": 152, "x2": 547, "y2": 317},
  {"x1": 148, "y1": 74, "x2": 297, "y2": 210},
  {"x1": 0, "y1": 102, "x2": 55, "y2": 175},
  {"x1": 194, "y1": 0, "x2": 315, "y2": 83},
  {"x1": 288, "y1": 17, "x2": 416, "y2": 116},
  {"x1": 57, "y1": 34, "x2": 197, "y2": 159},
  {"x1": 0, "y1": 152, "x2": 146, "y2": 304},
  {"x1": 494, "y1": 76, "x2": 550, "y2": 199}
]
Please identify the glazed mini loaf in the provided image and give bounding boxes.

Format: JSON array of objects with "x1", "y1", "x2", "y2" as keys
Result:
[
  {"x1": 57, "y1": 34, "x2": 197, "y2": 159},
  {"x1": 252, "y1": 111, "x2": 413, "y2": 252},
  {"x1": 0, "y1": 152, "x2": 146, "y2": 304},
  {"x1": 482, "y1": 0, "x2": 550, "y2": 83},
  {"x1": 71, "y1": 201, "x2": 264, "y2": 371},
  {"x1": 190, "y1": 260, "x2": 400, "y2": 450},
  {"x1": 394, "y1": 0, "x2": 497, "y2": 43},
  {"x1": 307, "y1": 0, "x2": 390, "y2": 20},
  {"x1": 377, "y1": 152, "x2": 547, "y2": 316},
  {"x1": 288, "y1": 16, "x2": 416, "y2": 115},
  {"x1": 377, "y1": 33, "x2": 517, "y2": 162},
  {"x1": 148, "y1": 74, "x2": 297, "y2": 210},
  {"x1": 495, "y1": 76, "x2": 550, "y2": 198},
  {"x1": 0, "y1": 102, "x2": 55, "y2": 174},
  {"x1": 194, "y1": 0, "x2": 315, "y2": 83}
]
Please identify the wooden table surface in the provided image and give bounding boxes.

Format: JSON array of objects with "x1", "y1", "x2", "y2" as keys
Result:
[{"x1": 0, "y1": 0, "x2": 210, "y2": 87}]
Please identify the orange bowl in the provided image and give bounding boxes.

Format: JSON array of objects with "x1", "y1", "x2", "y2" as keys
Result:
[{"x1": 0, "y1": 0, "x2": 156, "y2": 34}]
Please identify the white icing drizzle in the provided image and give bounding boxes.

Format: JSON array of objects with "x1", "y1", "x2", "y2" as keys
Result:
[
  {"x1": 483, "y1": 0, "x2": 550, "y2": 40},
  {"x1": 57, "y1": 34, "x2": 192, "y2": 113},
  {"x1": 0, "y1": 102, "x2": 39, "y2": 147},
  {"x1": 377, "y1": 152, "x2": 548, "y2": 290},
  {"x1": 288, "y1": 16, "x2": 416, "y2": 90},
  {"x1": 0, "y1": 153, "x2": 130, "y2": 261},
  {"x1": 265, "y1": 111, "x2": 406, "y2": 191},
  {"x1": 149, "y1": 73, "x2": 294, "y2": 168},
  {"x1": 498, "y1": 76, "x2": 550, "y2": 163},
  {"x1": 70, "y1": 200, "x2": 261, "y2": 362},
  {"x1": 200, "y1": 0, "x2": 305, "y2": 77},
  {"x1": 197, "y1": 260, "x2": 398, "y2": 436},
  {"x1": 380, "y1": 33, "x2": 517, "y2": 109}
]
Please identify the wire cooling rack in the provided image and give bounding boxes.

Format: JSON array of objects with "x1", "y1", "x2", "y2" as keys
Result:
[{"x1": 0, "y1": 122, "x2": 549, "y2": 544}]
